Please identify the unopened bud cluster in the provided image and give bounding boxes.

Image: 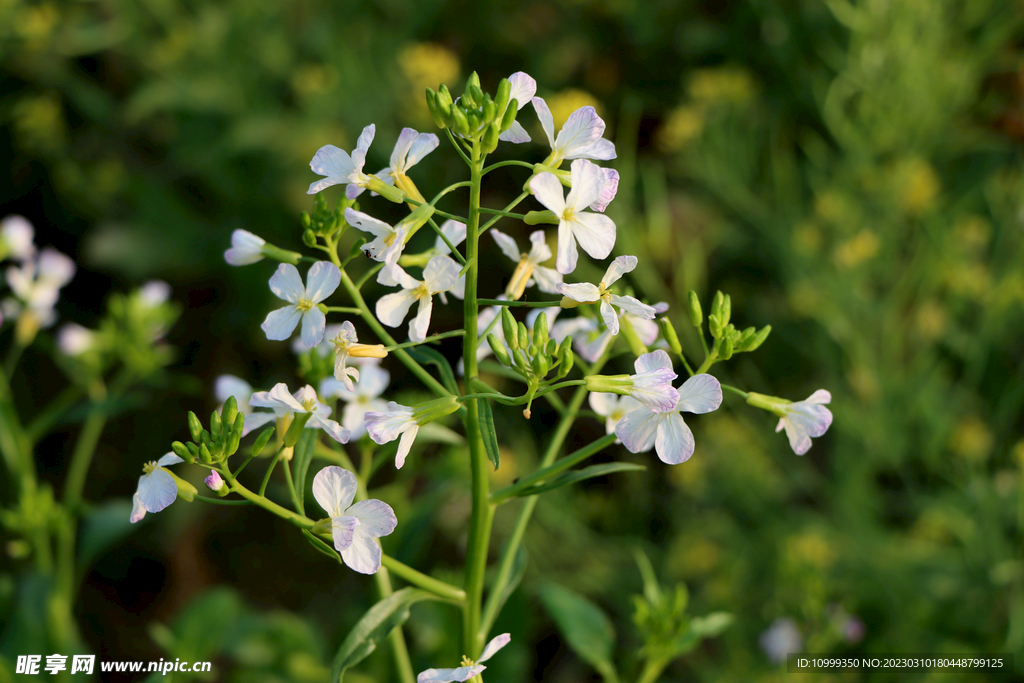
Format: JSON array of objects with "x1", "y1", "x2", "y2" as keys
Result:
[
  {"x1": 427, "y1": 72, "x2": 520, "y2": 152},
  {"x1": 697, "y1": 290, "x2": 770, "y2": 360},
  {"x1": 172, "y1": 396, "x2": 246, "y2": 465},
  {"x1": 489, "y1": 308, "x2": 573, "y2": 382}
]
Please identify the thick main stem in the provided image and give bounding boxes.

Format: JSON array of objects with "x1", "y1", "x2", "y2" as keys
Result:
[{"x1": 462, "y1": 139, "x2": 493, "y2": 658}]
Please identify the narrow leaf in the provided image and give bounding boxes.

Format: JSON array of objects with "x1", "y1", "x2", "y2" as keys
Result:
[
  {"x1": 538, "y1": 583, "x2": 618, "y2": 682},
  {"x1": 407, "y1": 347, "x2": 458, "y2": 395},
  {"x1": 478, "y1": 398, "x2": 500, "y2": 470},
  {"x1": 302, "y1": 529, "x2": 343, "y2": 564},
  {"x1": 672, "y1": 612, "x2": 734, "y2": 655},
  {"x1": 292, "y1": 429, "x2": 317, "y2": 515},
  {"x1": 331, "y1": 588, "x2": 439, "y2": 682},
  {"x1": 515, "y1": 463, "x2": 645, "y2": 497}
]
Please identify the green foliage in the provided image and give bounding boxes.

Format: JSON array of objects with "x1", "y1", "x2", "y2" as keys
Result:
[{"x1": 538, "y1": 583, "x2": 619, "y2": 682}]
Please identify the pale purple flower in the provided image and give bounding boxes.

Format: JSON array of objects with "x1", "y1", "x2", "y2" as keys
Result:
[
  {"x1": 308, "y1": 124, "x2": 376, "y2": 198},
  {"x1": 364, "y1": 402, "x2": 418, "y2": 469},
  {"x1": 261, "y1": 261, "x2": 341, "y2": 349},
  {"x1": 417, "y1": 633, "x2": 511, "y2": 683},
  {"x1": 530, "y1": 160, "x2": 616, "y2": 274},
  {"x1": 615, "y1": 361, "x2": 722, "y2": 465},
  {"x1": 312, "y1": 466, "x2": 397, "y2": 574},
  {"x1": 249, "y1": 383, "x2": 350, "y2": 444},
  {"x1": 130, "y1": 453, "x2": 188, "y2": 523},
  {"x1": 531, "y1": 98, "x2": 616, "y2": 165},
  {"x1": 377, "y1": 128, "x2": 439, "y2": 186},
  {"x1": 375, "y1": 256, "x2": 459, "y2": 343},
  {"x1": 558, "y1": 255, "x2": 655, "y2": 335},
  {"x1": 57, "y1": 323, "x2": 96, "y2": 356},
  {"x1": 759, "y1": 617, "x2": 802, "y2": 665},
  {"x1": 777, "y1": 390, "x2": 832, "y2": 455},
  {"x1": 204, "y1": 471, "x2": 225, "y2": 492},
  {"x1": 320, "y1": 361, "x2": 390, "y2": 440},
  {"x1": 589, "y1": 393, "x2": 642, "y2": 439},
  {"x1": 491, "y1": 229, "x2": 561, "y2": 300},
  {"x1": 589, "y1": 167, "x2": 620, "y2": 213},
  {"x1": 0, "y1": 215, "x2": 35, "y2": 261},
  {"x1": 5, "y1": 247, "x2": 76, "y2": 327},
  {"x1": 224, "y1": 229, "x2": 266, "y2": 266}
]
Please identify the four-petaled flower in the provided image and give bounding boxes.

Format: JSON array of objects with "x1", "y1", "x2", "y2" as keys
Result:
[
  {"x1": 327, "y1": 320, "x2": 387, "y2": 393},
  {"x1": 320, "y1": 360, "x2": 390, "y2": 440},
  {"x1": 375, "y1": 256, "x2": 460, "y2": 343},
  {"x1": 557, "y1": 255, "x2": 655, "y2": 335},
  {"x1": 531, "y1": 98, "x2": 616, "y2": 166},
  {"x1": 615, "y1": 366, "x2": 723, "y2": 465},
  {"x1": 499, "y1": 72, "x2": 537, "y2": 144},
  {"x1": 249, "y1": 383, "x2": 350, "y2": 444},
  {"x1": 492, "y1": 229, "x2": 562, "y2": 300},
  {"x1": 530, "y1": 160, "x2": 616, "y2": 274},
  {"x1": 224, "y1": 229, "x2": 266, "y2": 266},
  {"x1": 589, "y1": 393, "x2": 642, "y2": 441},
  {"x1": 344, "y1": 208, "x2": 408, "y2": 267},
  {"x1": 312, "y1": 466, "x2": 397, "y2": 574},
  {"x1": 377, "y1": 128, "x2": 439, "y2": 196},
  {"x1": 364, "y1": 402, "x2": 418, "y2": 469},
  {"x1": 130, "y1": 453, "x2": 194, "y2": 523},
  {"x1": 777, "y1": 390, "x2": 832, "y2": 455},
  {"x1": 5, "y1": 247, "x2": 76, "y2": 327},
  {"x1": 261, "y1": 261, "x2": 341, "y2": 349},
  {"x1": 308, "y1": 124, "x2": 376, "y2": 198},
  {"x1": 417, "y1": 633, "x2": 511, "y2": 683}
]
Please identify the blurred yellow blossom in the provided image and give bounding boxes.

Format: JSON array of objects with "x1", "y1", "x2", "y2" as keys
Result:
[
  {"x1": 833, "y1": 230, "x2": 879, "y2": 269},
  {"x1": 785, "y1": 531, "x2": 836, "y2": 569},
  {"x1": 813, "y1": 190, "x2": 848, "y2": 224},
  {"x1": 949, "y1": 416, "x2": 993, "y2": 462},
  {"x1": 16, "y1": 2, "x2": 58, "y2": 41},
  {"x1": 545, "y1": 89, "x2": 602, "y2": 130},
  {"x1": 893, "y1": 158, "x2": 940, "y2": 216},
  {"x1": 12, "y1": 92, "x2": 66, "y2": 154},
  {"x1": 687, "y1": 67, "x2": 755, "y2": 104},
  {"x1": 657, "y1": 105, "x2": 704, "y2": 152},
  {"x1": 291, "y1": 64, "x2": 338, "y2": 99},
  {"x1": 398, "y1": 43, "x2": 460, "y2": 92},
  {"x1": 913, "y1": 300, "x2": 947, "y2": 341},
  {"x1": 668, "y1": 534, "x2": 721, "y2": 578},
  {"x1": 953, "y1": 215, "x2": 991, "y2": 255},
  {"x1": 792, "y1": 222, "x2": 823, "y2": 255},
  {"x1": 946, "y1": 262, "x2": 992, "y2": 301}
]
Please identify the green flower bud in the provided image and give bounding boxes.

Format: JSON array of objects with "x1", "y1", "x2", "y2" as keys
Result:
[
  {"x1": 722, "y1": 294, "x2": 731, "y2": 328},
  {"x1": 199, "y1": 443, "x2": 214, "y2": 464},
  {"x1": 411, "y1": 395, "x2": 460, "y2": 425},
  {"x1": 210, "y1": 410, "x2": 222, "y2": 440},
  {"x1": 500, "y1": 97, "x2": 518, "y2": 132},
  {"x1": 171, "y1": 441, "x2": 192, "y2": 463},
  {"x1": 186, "y1": 442, "x2": 200, "y2": 460},
  {"x1": 513, "y1": 348, "x2": 530, "y2": 373},
  {"x1": 482, "y1": 122, "x2": 500, "y2": 154},
  {"x1": 300, "y1": 211, "x2": 312, "y2": 229},
  {"x1": 557, "y1": 339, "x2": 575, "y2": 379},
  {"x1": 437, "y1": 83, "x2": 453, "y2": 107},
  {"x1": 719, "y1": 334, "x2": 734, "y2": 361},
  {"x1": 546, "y1": 338, "x2": 557, "y2": 355},
  {"x1": 533, "y1": 310, "x2": 549, "y2": 350},
  {"x1": 449, "y1": 106, "x2": 471, "y2": 137},
  {"x1": 302, "y1": 229, "x2": 317, "y2": 247},
  {"x1": 523, "y1": 210, "x2": 560, "y2": 225},
  {"x1": 745, "y1": 325, "x2": 771, "y2": 352},
  {"x1": 221, "y1": 396, "x2": 238, "y2": 434},
  {"x1": 494, "y1": 78, "x2": 511, "y2": 116},
  {"x1": 488, "y1": 334, "x2": 512, "y2": 367},
  {"x1": 620, "y1": 316, "x2": 648, "y2": 357},
  {"x1": 688, "y1": 291, "x2": 703, "y2": 327},
  {"x1": 187, "y1": 411, "x2": 203, "y2": 442},
  {"x1": 232, "y1": 412, "x2": 245, "y2": 439},
  {"x1": 482, "y1": 96, "x2": 496, "y2": 124},
  {"x1": 737, "y1": 326, "x2": 756, "y2": 349},
  {"x1": 466, "y1": 71, "x2": 481, "y2": 91},
  {"x1": 708, "y1": 313, "x2": 723, "y2": 339},
  {"x1": 659, "y1": 317, "x2": 683, "y2": 355},
  {"x1": 517, "y1": 322, "x2": 529, "y2": 351},
  {"x1": 501, "y1": 308, "x2": 518, "y2": 350},
  {"x1": 252, "y1": 425, "x2": 275, "y2": 457},
  {"x1": 283, "y1": 411, "x2": 314, "y2": 448},
  {"x1": 225, "y1": 428, "x2": 241, "y2": 458},
  {"x1": 425, "y1": 88, "x2": 447, "y2": 129},
  {"x1": 711, "y1": 291, "x2": 724, "y2": 320},
  {"x1": 532, "y1": 353, "x2": 550, "y2": 377},
  {"x1": 584, "y1": 374, "x2": 633, "y2": 396},
  {"x1": 200, "y1": 429, "x2": 213, "y2": 448}
]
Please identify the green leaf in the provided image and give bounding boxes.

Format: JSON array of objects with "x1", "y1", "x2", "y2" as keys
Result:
[
  {"x1": 515, "y1": 463, "x2": 646, "y2": 497},
  {"x1": 478, "y1": 398, "x2": 500, "y2": 470},
  {"x1": 331, "y1": 588, "x2": 439, "y2": 682},
  {"x1": 672, "y1": 611, "x2": 734, "y2": 654},
  {"x1": 78, "y1": 499, "x2": 135, "y2": 568},
  {"x1": 407, "y1": 347, "x2": 458, "y2": 395},
  {"x1": 302, "y1": 529, "x2": 344, "y2": 564},
  {"x1": 538, "y1": 583, "x2": 618, "y2": 682},
  {"x1": 292, "y1": 429, "x2": 317, "y2": 515}
]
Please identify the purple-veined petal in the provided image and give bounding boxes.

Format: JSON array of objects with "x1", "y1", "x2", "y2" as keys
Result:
[
  {"x1": 417, "y1": 666, "x2": 486, "y2": 683},
  {"x1": 424, "y1": 255, "x2": 459, "y2": 293},
  {"x1": 532, "y1": 266, "x2": 562, "y2": 294},
  {"x1": 655, "y1": 412, "x2": 695, "y2": 465},
  {"x1": 532, "y1": 96, "x2": 556, "y2": 149},
  {"x1": 634, "y1": 349, "x2": 673, "y2": 373},
  {"x1": 499, "y1": 119, "x2": 531, "y2": 143},
  {"x1": 240, "y1": 411, "x2": 276, "y2": 437},
  {"x1": 346, "y1": 183, "x2": 367, "y2": 200},
  {"x1": 804, "y1": 389, "x2": 832, "y2": 405},
  {"x1": 599, "y1": 298, "x2": 620, "y2": 335},
  {"x1": 573, "y1": 137, "x2": 616, "y2": 161},
  {"x1": 491, "y1": 230, "x2": 523, "y2": 263},
  {"x1": 565, "y1": 160, "x2": 605, "y2": 212},
  {"x1": 224, "y1": 229, "x2": 266, "y2": 265},
  {"x1": 300, "y1": 307, "x2": 327, "y2": 350},
  {"x1": 568, "y1": 213, "x2": 616, "y2": 262},
  {"x1": 312, "y1": 466, "x2": 358, "y2": 518},
  {"x1": 376, "y1": 291, "x2": 417, "y2": 328},
  {"x1": 405, "y1": 132, "x2": 440, "y2": 168},
  {"x1": 590, "y1": 168, "x2": 619, "y2": 212},
  {"x1": 557, "y1": 282, "x2": 601, "y2": 303},
  {"x1": 261, "y1": 306, "x2": 302, "y2": 341},
  {"x1": 130, "y1": 492, "x2": 147, "y2": 523},
  {"x1": 610, "y1": 294, "x2": 656, "y2": 320},
  {"x1": 156, "y1": 453, "x2": 183, "y2": 467},
  {"x1": 529, "y1": 173, "x2": 567, "y2": 213},
  {"x1": 479, "y1": 633, "x2": 511, "y2": 662},
  {"x1": 341, "y1": 527, "x2": 383, "y2": 574},
  {"x1": 310, "y1": 414, "x2": 351, "y2": 444},
  {"x1": 555, "y1": 107, "x2": 606, "y2": 158},
  {"x1": 507, "y1": 73, "x2": 537, "y2": 110},
  {"x1": 268, "y1": 264, "x2": 305, "y2": 303},
  {"x1": 601, "y1": 255, "x2": 637, "y2": 286},
  {"x1": 615, "y1": 408, "x2": 662, "y2": 453},
  {"x1": 351, "y1": 124, "x2": 375, "y2": 170},
  {"x1": 675, "y1": 374, "x2": 723, "y2": 414},
  {"x1": 304, "y1": 261, "x2": 342, "y2": 303},
  {"x1": 390, "y1": 128, "x2": 419, "y2": 171},
  {"x1": 347, "y1": 499, "x2": 398, "y2": 537},
  {"x1": 308, "y1": 145, "x2": 356, "y2": 194},
  {"x1": 137, "y1": 469, "x2": 177, "y2": 514},
  {"x1": 395, "y1": 424, "x2": 419, "y2": 469},
  {"x1": 331, "y1": 515, "x2": 358, "y2": 552}
]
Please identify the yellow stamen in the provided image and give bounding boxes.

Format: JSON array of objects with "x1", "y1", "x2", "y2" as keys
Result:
[
  {"x1": 505, "y1": 256, "x2": 535, "y2": 300},
  {"x1": 349, "y1": 343, "x2": 388, "y2": 359}
]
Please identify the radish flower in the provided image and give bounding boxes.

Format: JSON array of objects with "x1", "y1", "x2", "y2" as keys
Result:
[
  {"x1": 224, "y1": 229, "x2": 266, "y2": 266},
  {"x1": 261, "y1": 261, "x2": 341, "y2": 349},
  {"x1": 499, "y1": 72, "x2": 537, "y2": 144},
  {"x1": 308, "y1": 124, "x2": 377, "y2": 198},
  {"x1": 532, "y1": 98, "x2": 616, "y2": 166},
  {"x1": 557, "y1": 255, "x2": 655, "y2": 335},
  {"x1": 130, "y1": 453, "x2": 195, "y2": 523},
  {"x1": 589, "y1": 392, "x2": 642, "y2": 439},
  {"x1": 344, "y1": 208, "x2": 408, "y2": 267},
  {"x1": 417, "y1": 633, "x2": 511, "y2": 683},
  {"x1": 327, "y1": 321, "x2": 387, "y2": 392},
  {"x1": 375, "y1": 256, "x2": 459, "y2": 343},
  {"x1": 776, "y1": 390, "x2": 832, "y2": 455},
  {"x1": 312, "y1": 466, "x2": 397, "y2": 574},
  {"x1": 320, "y1": 360, "x2": 390, "y2": 439},
  {"x1": 249, "y1": 383, "x2": 350, "y2": 444},
  {"x1": 491, "y1": 229, "x2": 561, "y2": 300}
]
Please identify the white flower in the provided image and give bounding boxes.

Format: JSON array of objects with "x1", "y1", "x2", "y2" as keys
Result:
[
  {"x1": 375, "y1": 256, "x2": 459, "y2": 343},
  {"x1": 432, "y1": 219, "x2": 467, "y2": 257},
  {"x1": 261, "y1": 261, "x2": 341, "y2": 349},
  {"x1": 320, "y1": 360, "x2": 390, "y2": 439},
  {"x1": 589, "y1": 393, "x2": 642, "y2": 439},
  {"x1": 531, "y1": 98, "x2": 616, "y2": 165},
  {"x1": 57, "y1": 323, "x2": 96, "y2": 356},
  {"x1": 530, "y1": 160, "x2": 616, "y2": 274},
  {"x1": 249, "y1": 383, "x2": 350, "y2": 444},
  {"x1": 417, "y1": 633, "x2": 511, "y2": 683},
  {"x1": 499, "y1": 72, "x2": 537, "y2": 144},
  {"x1": 615, "y1": 369, "x2": 722, "y2": 465},
  {"x1": 130, "y1": 453, "x2": 191, "y2": 523},
  {"x1": 308, "y1": 124, "x2": 376, "y2": 198},
  {"x1": 491, "y1": 229, "x2": 562, "y2": 300},
  {"x1": 377, "y1": 128, "x2": 439, "y2": 186},
  {"x1": 215, "y1": 375, "x2": 277, "y2": 437},
  {"x1": 776, "y1": 390, "x2": 832, "y2": 455},
  {"x1": 364, "y1": 402, "x2": 418, "y2": 469},
  {"x1": 312, "y1": 466, "x2": 397, "y2": 574},
  {"x1": 623, "y1": 349, "x2": 680, "y2": 412},
  {"x1": 0, "y1": 215, "x2": 35, "y2": 261},
  {"x1": 588, "y1": 167, "x2": 620, "y2": 213},
  {"x1": 553, "y1": 302, "x2": 667, "y2": 363},
  {"x1": 558, "y1": 255, "x2": 655, "y2": 335},
  {"x1": 224, "y1": 229, "x2": 266, "y2": 266},
  {"x1": 324, "y1": 321, "x2": 388, "y2": 392},
  {"x1": 5, "y1": 248, "x2": 76, "y2": 327},
  {"x1": 759, "y1": 617, "x2": 802, "y2": 665},
  {"x1": 139, "y1": 280, "x2": 171, "y2": 308},
  {"x1": 344, "y1": 208, "x2": 408, "y2": 267}
]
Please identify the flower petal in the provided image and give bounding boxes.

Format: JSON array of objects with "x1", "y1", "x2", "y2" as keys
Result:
[
  {"x1": 634, "y1": 349, "x2": 673, "y2": 373},
  {"x1": 417, "y1": 666, "x2": 485, "y2": 683},
  {"x1": 555, "y1": 107, "x2": 606, "y2": 158},
  {"x1": 215, "y1": 375, "x2": 253, "y2": 409},
  {"x1": 304, "y1": 261, "x2": 342, "y2": 304},
  {"x1": 532, "y1": 266, "x2": 562, "y2": 294},
  {"x1": 568, "y1": 213, "x2": 616, "y2": 262},
  {"x1": 479, "y1": 633, "x2": 511, "y2": 663},
  {"x1": 557, "y1": 282, "x2": 601, "y2": 303},
  {"x1": 376, "y1": 291, "x2": 417, "y2": 328},
  {"x1": 507, "y1": 72, "x2": 537, "y2": 110},
  {"x1": 300, "y1": 307, "x2": 327, "y2": 349},
  {"x1": 345, "y1": 208, "x2": 392, "y2": 239},
  {"x1": 405, "y1": 132, "x2": 440, "y2": 168},
  {"x1": 599, "y1": 298, "x2": 620, "y2": 335},
  {"x1": 565, "y1": 159, "x2": 606, "y2": 212},
  {"x1": 804, "y1": 389, "x2": 832, "y2": 405},
  {"x1": 675, "y1": 374, "x2": 723, "y2": 414},
  {"x1": 589, "y1": 168, "x2": 620, "y2": 212},
  {"x1": 491, "y1": 230, "x2": 523, "y2": 263},
  {"x1": 556, "y1": 220, "x2": 579, "y2": 275},
  {"x1": 395, "y1": 424, "x2": 419, "y2": 469},
  {"x1": 331, "y1": 515, "x2": 358, "y2": 552},
  {"x1": 409, "y1": 296, "x2": 433, "y2": 343},
  {"x1": 424, "y1": 255, "x2": 459, "y2": 293},
  {"x1": 589, "y1": 392, "x2": 618, "y2": 417},
  {"x1": 340, "y1": 527, "x2": 383, "y2": 574},
  {"x1": 240, "y1": 411, "x2": 276, "y2": 437},
  {"x1": 261, "y1": 305, "x2": 302, "y2": 341},
  {"x1": 532, "y1": 96, "x2": 556, "y2": 149},
  {"x1": 224, "y1": 229, "x2": 266, "y2": 265},
  {"x1": 655, "y1": 412, "x2": 695, "y2": 465},
  {"x1": 156, "y1": 452, "x2": 183, "y2": 467},
  {"x1": 351, "y1": 124, "x2": 375, "y2": 170},
  {"x1": 499, "y1": 119, "x2": 531, "y2": 144},
  {"x1": 615, "y1": 408, "x2": 662, "y2": 454},
  {"x1": 312, "y1": 466, "x2": 358, "y2": 518},
  {"x1": 390, "y1": 128, "x2": 418, "y2": 172},
  {"x1": 130, "y1": 492, "x2": 147, "y2": 523},
  {"x1": 137, "y1": 469, "x2": 177, "y2": 514},
  {"x1": 346, "y1": 499, "x2": 398, "y2": 537},
  {"x1": 529, "y1": 173, "x2": 567, "y2": 214},
  {"x1": 268, "y1": 264, "x2": 305, "y2": 303},
  {"x1": 310, "y1": 414, "x2": 351, "y2": 444},
  {"x1": 601, "y1": 255, "x2": 637, "y2": 286},
  {"x1": 308, "y1": 145, "x2": 355, "y2": 192}
]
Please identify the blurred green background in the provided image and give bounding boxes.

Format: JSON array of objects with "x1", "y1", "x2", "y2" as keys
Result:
[{"x1": 2, "y1": 0, "x2": 1024, "y2": 680}]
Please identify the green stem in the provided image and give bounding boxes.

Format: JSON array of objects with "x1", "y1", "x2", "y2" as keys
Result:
[
  {"x1": 721, "y1": 383, "x2": 749, "y2": 399},
  {"x1": 635, "y1": 658, "x2": 668, "y2": 683},
  {"x1": 676, "y1": 349, "x2": 696, "y2": 377},
  {"x1": 259, "y1": 447, "x2": 284, "y2": 497},
  {"x1": 355, "y1": 262, "x2": 385, "y2": 290},
  {"x1": 480, "y1": 192, "x2": 530, "y2": 234},
  {"x1": 482, "y1": 160, "x2": 536, "y2": 175},
  {"x1": 222, "y1": 469, "x2": 315, "y2": 529},
  {"x1": 490, "y1": 433, "x2": 617, "y2": 504},
  {"x1": 426, "y1": 217, "x2": 468, "y2": 264},
  {"x1": 477, "y1": 208, "x2": 526, "y2": 220},
  {"x1": 694, "y1": 350, "x2": 718, "y2": 375},
  {"x1": 477, "y1": 298, "x2": 561, "y2": 308},
  {"x1": 324, "y1": 306, "x2": 362, "y2": 314},
  {"x1": 375, "y1": 567, "x2": 416, "y2": 683},
  {"x1": 385, "y1": 329, "x2": 466, "y2": 351},
  {"x1": 381, "y1": 554, "x2": 467, "y2": 603},
  {"x1": 192, "y1": 496, "x2": 253, "y2": 506},
  {"x1": 462, "y1": 136, "x2": 493, "y2": 659},
  {"x1": 282, "y1": 458, "x2": 303, "y2": 514},
  {"x1": 429, "y1": 181, "x2": 473, "y2": 205},
  {"x1": 446, "y1": 129, "x2": 473, "y2": 166}
]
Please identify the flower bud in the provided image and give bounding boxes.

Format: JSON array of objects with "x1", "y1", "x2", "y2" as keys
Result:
[
  {"x1": 231, "y1": 410, "x2": 245, "y2": 438},
  {"x1": 711, "y1": 290, "x2": 724, "y2": 321},
  {"x1": 556, "y1": 338, "x2": 575, "y2": 379},
  {"x1": 199, "y1": 443, "x2": 214, "y2": 464},
  {"x1": 688, "y1": 291, "x2": 703, "y2": 327},
  {"x1": 513, "y1": 348, "x2": 530, "y2": 373},
  {"x1": 533, "y1": 311, "x2": 549, "y2": 350},
  {"x1": 204, "y1": 471, "x2": 226, "y2": 493},
  {"x1": 186, "y1": 442, "x2": 200, "y2": 460},
  {"x1": 171, "y1": 441, "x2": 193, "y2": 463},
  {"x1": 300, "y1": 211, "x2": 311, "y2": 229},
  {"x1": 745, "y1": 325, "x2": 771, "y2": 352},
  {"x1": 482, "y1": 96, "x2": 496, "y2": 124},
  {"x1": 494, "y1": 78, "x2": 511, "y2": 116},
  {"x1": 425, "y1": 88, "x2": 447, "y2": 129},
  {"x1": 659, "y1": 317, "x2": 683, "y2": 355},
  {"x1": 532, "y1": 353, "x2": 550, "y2": 377},
  {"x1": 449, "y1": 106, "x2": 471, "y2": 137},
  {"x1": 437, "y1": 83, "x2": 453, "y2": 108},
  {"x1": 283, "y1": 411, "x2": 314, "y2": 448},
  {"x1": 500, "y1": 98, "x2": 519, "y2": 132},
  {"x1": 719, "y1": 334, "x2": 734, "y2": 361},
  {"x1": 302, "y1": 229, "x2": 317, "y2": 247},
  {"x1": 517, "y1": 322, "x2": 529, "y2": 351},
  {"x1": 221, "y1": 396, "x2": 238, "y2": 434},
  {"x1": 523, "y1": 210, "x2": 559, "y2": 226},
  {"x1": 708, "y1": 313, "x2": 723, "y2": 339},
  {"x1": 187, "y1": 411, "x2": 203, "y2": 442},
  {"x1": 482, "y1": 122, "x2": 500, "y2": 154},
  {"x1": 210, "y1": 410, "x2": 223, "y2": 440},
  {"x1": 487, "y1": 334, "x2": 512, "y2": 367},
  {"x1": 546, "y1": 339, "x2": 557, "y2": 355},
  {"x1": 252, "y1": 425, "x2": 275, "y2": 457},
  {"x1": 501, "y1": 309, "x2": 518, "y2": 350},
  {"x1": 721, "y1": 294, "x2": 731, "y2": 328}
]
